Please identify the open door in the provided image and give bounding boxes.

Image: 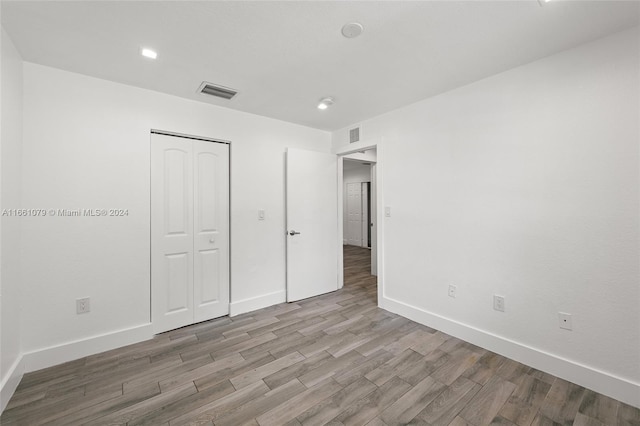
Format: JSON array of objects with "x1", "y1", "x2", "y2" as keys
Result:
[{"x1": 286, "y1": 148, "x2": 338, "y2": 302}]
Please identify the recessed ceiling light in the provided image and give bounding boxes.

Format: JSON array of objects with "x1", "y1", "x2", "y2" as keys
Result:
[
  {"x1": 317, "y1": 97, "x2": 334, "y2": 110},
  {"x1": 342, "y1": 22, "x2": 364, "y2": 39},
  {"x1": 141, "y1": 48, "x2": 158, "y2": 59},
  {"x1": 537, "y1": 0, "x2": 552, "y2": 6}
]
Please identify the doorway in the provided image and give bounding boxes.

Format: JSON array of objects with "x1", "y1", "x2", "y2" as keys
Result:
[
  {"x1": 340, "y1": 151, "x2": 378, "y2": 296},
  {"x1": 285, "y1": 142, "x2": 382, "y2": 305}
]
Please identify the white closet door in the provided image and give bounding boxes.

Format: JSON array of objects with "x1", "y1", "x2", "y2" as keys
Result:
[
  {"x1": 152, "y1": 134, "x2": 230, "y2": 334},
  {"x1": 346, "y1": 182, "x2": 363, "y2": 246},
  {"x1": 151, "y1": 134, "x2": 195, "y2": 333},
  {"x1": 193, "y1": 140, "x2": 229, "y2": 322}
]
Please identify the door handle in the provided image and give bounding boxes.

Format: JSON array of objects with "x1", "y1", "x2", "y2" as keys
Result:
[
  {"x1": 209, "y1": 238, "x2": 215, "y2": 243},
  {"x1": 288, "y1": 230, "x2": 301, "y2": 236}
]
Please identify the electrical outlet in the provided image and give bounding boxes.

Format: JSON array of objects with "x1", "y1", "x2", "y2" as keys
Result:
[
  {"x1": 448, "y1": 285, "x2": 457, "y2": 298},
  {"x1": 493, "y1": 295, "x2": 505, "y2": 312},
  {"x1": 558, "y1": 312, "x2": 572, "y2": 330},
  {"x1": 76, "y1": 297, "x2": 90, "y2": 314}
]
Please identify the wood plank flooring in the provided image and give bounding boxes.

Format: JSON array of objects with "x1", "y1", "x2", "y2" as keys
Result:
[{"x1": 2, "y1": 245, "x2": 638, "y2": 425}]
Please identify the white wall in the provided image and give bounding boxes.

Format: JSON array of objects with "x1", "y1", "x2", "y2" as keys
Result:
[
  {"x1": 0, "y1": 28, "x2": 24, "y2": 412},
  {"x1": 343, "y1": 161, "x2": 372, "y2": 184},
  {"x1": 333, "y1": 27, "x2": 640, "y2": 406},
  {"x1": 19, "y1": 63, "x2": 330, "y2": 370}
]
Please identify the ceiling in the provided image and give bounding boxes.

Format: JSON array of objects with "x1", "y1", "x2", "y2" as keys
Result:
[
  {"x1": 2, "y1": 1, "x2": 638, "y2": 131},
  {"x1": 344, "y1": 158, "x2": 372, "y2": 171}
]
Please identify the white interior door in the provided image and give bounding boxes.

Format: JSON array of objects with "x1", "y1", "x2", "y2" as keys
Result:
[
  {"x1": 151, "y1": 134, "x2": 194, "y2": 333},
  {"x1": 193, "y1": 140, "x2": 230, "y2": 323},
  {"x1": 286, "y1": 148, "x2": 338, "y2": 302},
  {"x1": 152, "y1": 133, "x2": 229, "y2": 334},
  {"x1": 346, "y1": 182, "x2": 363, "y2": 246}
]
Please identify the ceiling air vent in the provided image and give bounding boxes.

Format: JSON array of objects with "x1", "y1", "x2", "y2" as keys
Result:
[
  {"x1": 349, "y1": 127, "x2": 360, "y2": 143},
  {"x1": 197, "y1": 82, "x2": 238, "y2": 100}
]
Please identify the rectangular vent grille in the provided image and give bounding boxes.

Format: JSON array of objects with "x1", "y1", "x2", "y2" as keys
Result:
[
  {"x1": 349, "y1": 127, "x2": 360, "y2": 143},
  {"x1": 198, "y1": 82, "x2": 237, "y2": 100}
]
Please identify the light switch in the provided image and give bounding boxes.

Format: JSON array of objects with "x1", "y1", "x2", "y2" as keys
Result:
[
  {"x1": 258, "y1": 209, "x2": 265, "y2": 220},
  {"x1": 385, "y1": 206, "x2": 391, "y2": 217}
]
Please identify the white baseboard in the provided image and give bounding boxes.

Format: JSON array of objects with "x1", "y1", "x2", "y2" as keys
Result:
[
  {"x1": 230, "y1": 290, "x2": 286, "y2": 316},
  {"x1": 380, "y1": 296, "x2": 640, "y2": 408},
  {"x1": 22, "y1": 323, "x2": 153, "y2": 373},
  {"x1": 0, "y1": 355, "x2": 25, "y2": 414}
]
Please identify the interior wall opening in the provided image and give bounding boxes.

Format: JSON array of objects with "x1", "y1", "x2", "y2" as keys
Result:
[{"x1": 340, "y1": 150, "x2": 378, "y2": 297}]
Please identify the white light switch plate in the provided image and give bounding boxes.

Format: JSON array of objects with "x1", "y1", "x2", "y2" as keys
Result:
[{"x1": 448, "y1": 285, "x2": 457, "y2": 298}]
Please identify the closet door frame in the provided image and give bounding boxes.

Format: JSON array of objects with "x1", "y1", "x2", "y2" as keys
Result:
[{"x1": 150, "y1": 130, "x2": 231, "y2": 334}]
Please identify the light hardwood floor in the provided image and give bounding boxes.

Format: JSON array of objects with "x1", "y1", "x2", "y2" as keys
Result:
[{"x1": 2, "y1": 245, "x2": 638, "y2": 425}]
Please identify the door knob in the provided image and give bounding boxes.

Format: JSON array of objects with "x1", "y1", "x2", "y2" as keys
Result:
[
  {"x1": 209, "y1": 238, "x2": 215, "y2": 243},
  {"x1": 288, "y1": 230, "x2": 301, "y2": 236}
]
